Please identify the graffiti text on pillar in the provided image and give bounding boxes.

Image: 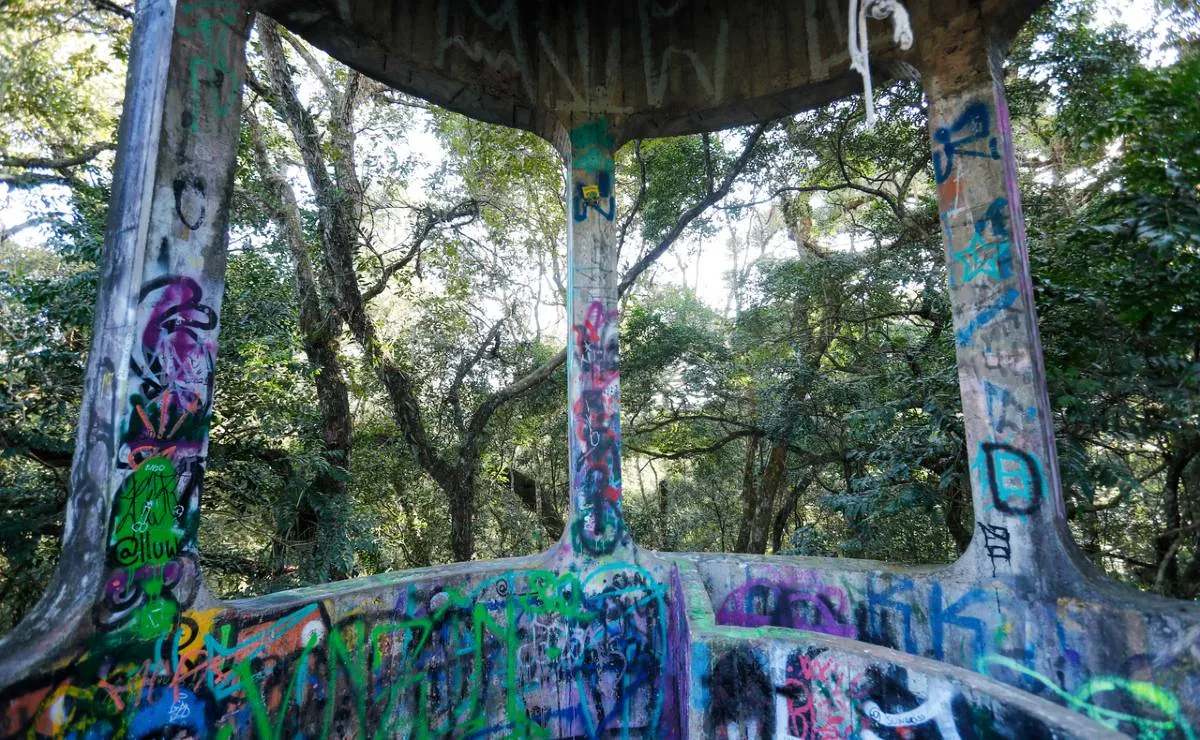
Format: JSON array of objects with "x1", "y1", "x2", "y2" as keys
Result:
[
  {"x1": 571, "y1": 301, "x2": 625, "y2": 555},
  {"x1": 932, "y1": 101, "x2": 1001, "y2": 184}
]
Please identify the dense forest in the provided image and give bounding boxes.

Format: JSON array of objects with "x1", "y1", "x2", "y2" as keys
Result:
[{"x1": 1, "y1": 0, "x2": 1197, "y2": 632}]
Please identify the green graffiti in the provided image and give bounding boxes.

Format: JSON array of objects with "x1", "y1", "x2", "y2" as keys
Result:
[
  {"x1": 102, "y1": 455, "x2": 184, "y2": 640},
  {"x1": 978, "y1": 655, "x2": 1196, "y2": 739},
  {"x1": 177, "y1": 1, "x2": 245, "y2": 128},
  {"x1": 109, "y1": 456, "x2": 181, "y2": 568},
  {"x1": 570, "y1": 118, "x2": 614, "y2": 174}
]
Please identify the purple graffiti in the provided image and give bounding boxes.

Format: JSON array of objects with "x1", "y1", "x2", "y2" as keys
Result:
[{"x1": 716, "y1": 578, "x2": 857, "y2": 638}]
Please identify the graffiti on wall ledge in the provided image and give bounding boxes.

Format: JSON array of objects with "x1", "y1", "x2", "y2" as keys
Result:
[
  {"x1": 1, "y1": 562, "x2": 669, "y2": 739},
  {"x1": 705, "y1": 564, "x2": 1200, "y2": 739},
  {"x1": 706, "y1": 643, "x2": 1062, "y2": 740}
]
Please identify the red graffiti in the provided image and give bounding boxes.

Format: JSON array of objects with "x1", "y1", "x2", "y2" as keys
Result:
[{"x1": 570, "y1": 301, "x2": 624, "y2": 554}]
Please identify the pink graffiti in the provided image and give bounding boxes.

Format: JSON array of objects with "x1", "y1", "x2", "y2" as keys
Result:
[
  {"x1": 572, "y1": 301, "x2": 621, "y2": 506},
  {"x1": 783, "y1": 652, "x2": 864, "y2": 740},
  {"x1": 135, "y1": 275, "x2": 217, "y2": 416}
]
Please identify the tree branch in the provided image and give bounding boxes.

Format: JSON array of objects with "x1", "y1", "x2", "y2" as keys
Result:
[
  {"x1": 1, "y1": 142, "x2": 115, "y2": 171},
  {"x1": 617, "y1": 139, "x2": 647, "y2": 262},
  {"x1": 361, "y1": 200, "x2": 478, "y2": 303},
  {"x1": 446, "y1": 316, "x2": 507, "y2": 432},
  {"x1": 619, "y1": 121, "x2": 772, "y2": 296},
  {"x1": 87, "y1": 0, "x2": 133, "y2": 19},
  {"x1": 626, "y1": 429, "x2": 760, "y2": 460}
]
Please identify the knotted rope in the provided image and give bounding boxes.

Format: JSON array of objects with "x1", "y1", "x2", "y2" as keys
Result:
[{"x1": 848, "y1": 0, "x2": 915, "y2": 124}]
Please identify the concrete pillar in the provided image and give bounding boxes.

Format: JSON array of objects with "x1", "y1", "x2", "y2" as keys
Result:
[
  {"x1": 564, "y1": 117, "x2": 632, "y2": 558},
  {"x1": 0, "y1": 0, "x2": 252, "y2": 669},
  {"x1": 93, "y1": 0, "x2": 252, "y2": 642},
  {"x1": 922, "y1": 41, "x2": 1087, "y2": 584}
]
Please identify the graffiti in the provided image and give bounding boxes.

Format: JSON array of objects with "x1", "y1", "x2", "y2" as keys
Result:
[
  {"x1": 1, "y1": 563, "x2": 669, "y2": 739},
  {"x1": 737, "y1": 646, "x2": 1050, "y2": 740},
  {"x1": 638, "y1": 2, "x2": 729, "y2": 106},
  {"x1": 435, "y1": 0, "x2": 537, "y2": 103},
  {"x1": 702, "y1": 561, "x2": 1200, "y2": 736},
  {"x1": 954, "y1": 288, "x2": 1019, "y2": 347},
  {"x1": 979, "y1": 655, "x2": 1198, "y2": 740},
  {"x1": 776, "y1": 649, "x2": 859, "y2": 739},
  {"x1": 570, "y1": 300, "x2": 626, "y2": 556},
  {"x1": 433, "y1": 1, "x2": 732, "y2": 110},
  {"x1": 710, "y1": 646, "x2": 774, "y2": 739},
  {"x1": 857, "y1": 667, "x2": 961, "y2": 740},
  {"x1": 131, "y1": 275, "x2": 217, "y2": 413},
  {"x1": 859, "y1": 576, "x2": 991, "y2": 663},
  {"x1": 176, "y1": 1, "x2": 247, "y2": 128},
  {"x1": 574, "y1": 173, "x2": 615, "y2": 222},
  {"x1": 92, "y1": 275, "x2": 218, "y2": 640},
  {"x1": 571, "y1": 118, "x2": 616, "y2": 222},
  {"x1": 97, "y1": 454, "x2": 199, "y2": 639},
  {"x1": 977, "y1": 522, "x2": 1012, "y2": 576},
  {"x1": 979, "y1": 441, "x2": 1044, "y2": 515},
  {"x1": 951, "y1": 197, "x2": 1012, "y2": 284},
  {"x1": 172, "y1": 176, "x2": 207, "y2": 231},
  {"x1": 716, "y1": 578, "x2": 857, "y2": 638},
  {"x1": 983, "y1": 379, "x2": 1033, "y2": 434},
  {"x1": 932, "y1": 101, "x2": 1001, "y2": 183}
]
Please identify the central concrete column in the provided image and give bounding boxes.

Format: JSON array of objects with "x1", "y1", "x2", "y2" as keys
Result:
[
  {"x1": 564, "y1": 117, "x2": 632, "y2": 558},
  {"x1": 921, "y1": 34, "x2": 1088, "y2": 585}
]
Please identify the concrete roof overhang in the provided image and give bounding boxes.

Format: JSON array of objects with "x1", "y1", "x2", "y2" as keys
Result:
[{"x1": 255, "y1": 0, "x2": 1044, "y2": 147}]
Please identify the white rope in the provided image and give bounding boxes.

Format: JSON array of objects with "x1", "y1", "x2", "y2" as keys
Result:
[{"x1": 848, "y1": 0, "x2": 914, "y2": 125}]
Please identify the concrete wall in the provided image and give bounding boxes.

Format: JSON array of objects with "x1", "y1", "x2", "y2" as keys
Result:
[
  {"x1": 1, "y1": 1, "x2": 1196, "y2": 738},
  {"x1": 0, "y1": 550, "x2": 1127, "y2": 738}
]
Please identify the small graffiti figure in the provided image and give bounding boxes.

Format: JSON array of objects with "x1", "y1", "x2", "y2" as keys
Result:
[
  {"x1": 573, "y1": 170, "x2": 615, "y2": 222},
  {"x1": 932, "y1": 102, "x2": 1001, "y2": 183}
]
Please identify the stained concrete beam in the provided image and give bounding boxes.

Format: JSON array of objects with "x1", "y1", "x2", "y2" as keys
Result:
[{"x1": 255, "y1": 0, "x2": 1044, "y2": 144}]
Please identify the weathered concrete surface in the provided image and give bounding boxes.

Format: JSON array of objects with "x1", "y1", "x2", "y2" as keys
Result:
[
  {"x1": 252, "y1": 0, "x2": 1040, "y2": 144},
  {"x1": 0, "y1": 0, "x2": 251, "y2": 688},
  {"x1": 671, "y1": 558, "x2": 1128, "y2": 740},
  {"x1": 694, "y1": 552, "x2": 1200, "y2": 738},
  {"x1": 3, "y1": 0, "x2": 1199, "y2": 737},
  {"x1": 564, "y1": 116, "x2": 633, "y2": 560}
]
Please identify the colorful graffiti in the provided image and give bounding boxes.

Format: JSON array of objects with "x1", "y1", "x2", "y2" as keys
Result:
[
  {"x1": 570, "y1": 300, "x2": 626, "y2": 556},
  {"x1": 176, "y1": 0, "x2": 247, "y2": 127},
  {"x1": 94, "y1": 263, "x2": 220, "y2": 648},
  {"x1": 704, "y1": 643, "x2": 1061, "y2": 740},
  {"x1": 703, "y1": 560, "x2": 1200, "y2": 738},
  {"x1": 716, "y1": 577, "x2": 856, "y2": 638},
  {"x1": 933, "y1": 92, "x2": 1055, "y2": 594},
  {"x1": 979, "y1": 656, "x2": 1197, "y2": 740},
  {"x1": 570, "y1": 117, "x2": 615, "y2": 223},
  {"x1": 6, "y1": 3, "x2": 1200, "y2": 738},
  {"x1": 932, "y1": 101, "x2": 1001, "y2": 184},
  {"x1": 1, "y1": 563, "x2": 669, "y2": 739},
  {"x1": 565, "y1": 117, "x2": 627, "y2": 558}
]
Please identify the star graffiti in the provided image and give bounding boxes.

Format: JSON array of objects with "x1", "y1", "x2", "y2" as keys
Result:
[{"x1": 953, "y1": 231, "x2": 1011, "y2": 283}]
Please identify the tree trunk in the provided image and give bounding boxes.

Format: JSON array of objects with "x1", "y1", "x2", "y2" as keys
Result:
[
  {"x1": 261, "y1": 23, "x2": 475, "y2": 560},
  {"x1": 658, "y1": 479, "x2": 673, "y2": 550},
  {"x1": 249, "y1": 112, "x2": 352, "y2": 582},
  {"x1": 299, "y1": 336, "x2": 354, "y2": 581},
  {"x1": 771, "y1": 472, "x2": 815, "y2": 554},
  {"x1": 748, "y1": 444, "x2": 788, "y2": 553},
  {"x1": 448, "y1": 474, "x2": 476, "y2": 562},
  {"x1": 1154, "y1": 440, "x2": 1196, "y2": 595},
  {"x1": 735, "y1": 433, "x2": 761, "y2": 552},
  {"x1": 944, "y1": 470, "x2": 974, "y2": 556},
  {"x1": 508, "y1": 466, "x2": 565, "y2": 537}
]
